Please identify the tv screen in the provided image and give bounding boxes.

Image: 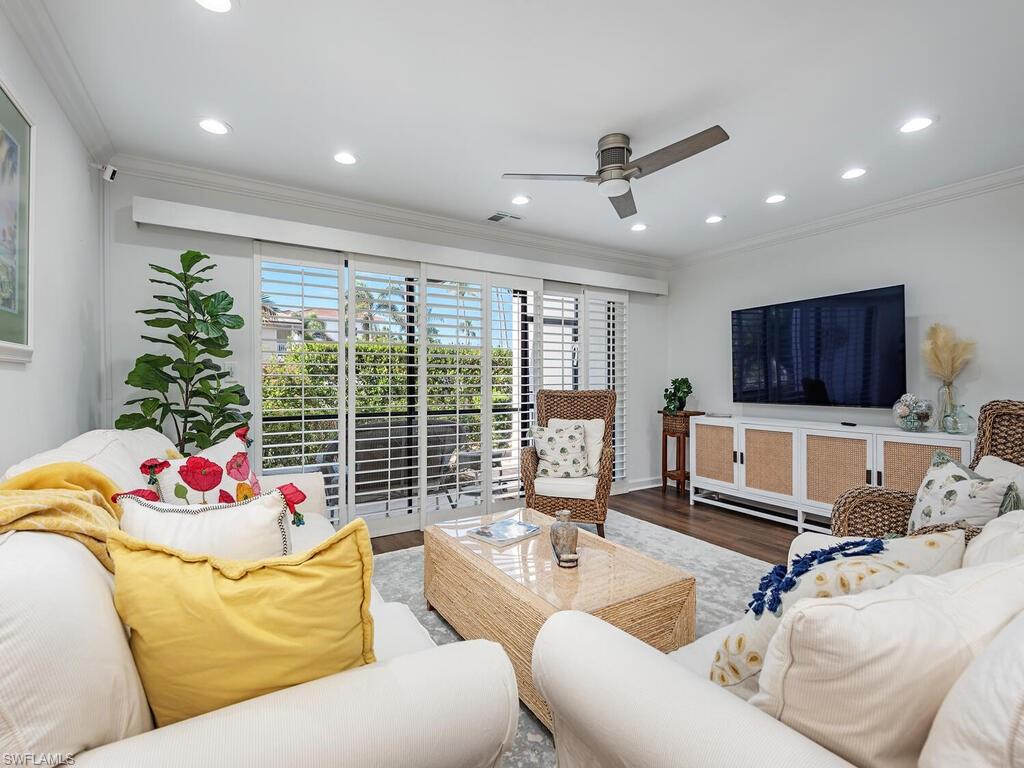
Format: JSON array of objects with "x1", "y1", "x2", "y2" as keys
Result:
[{"x1": 732, "y1": 285, "x2": 906, "y2": 408}]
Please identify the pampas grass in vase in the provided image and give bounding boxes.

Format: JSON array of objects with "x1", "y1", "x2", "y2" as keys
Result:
[{"x1": 922, "y1": 323, "x2": 975, "y2": 428}]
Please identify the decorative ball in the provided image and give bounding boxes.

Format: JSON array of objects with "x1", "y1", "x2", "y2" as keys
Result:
[{"x1": 892, "y1": 394, "x2": 935, "y2": 432}]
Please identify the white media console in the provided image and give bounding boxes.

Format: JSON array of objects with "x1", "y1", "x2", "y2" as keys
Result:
[{"x1": 688, "y1": 414, "x2": 975, "y2": 533}]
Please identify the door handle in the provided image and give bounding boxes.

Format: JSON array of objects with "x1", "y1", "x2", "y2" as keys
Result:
[
  {"x1": 876, "y1": 470, "x2": 883, "y2": 486},
  {"x1": 866, "y1": 468, "x2": 871, "y2": 485}
]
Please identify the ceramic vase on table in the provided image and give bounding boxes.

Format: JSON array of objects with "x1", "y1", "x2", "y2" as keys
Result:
[{"x1": 550, "y1": 510, "x2": 579, "y2": 568}]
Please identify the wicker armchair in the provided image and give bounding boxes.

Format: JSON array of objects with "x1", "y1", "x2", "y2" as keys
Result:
[
  {"x1": 522, "y1": 389, "x2": 617, "y2": 537},
  {"x1": 832, "y1": 400, "x2": 1024, "y2": 538}
]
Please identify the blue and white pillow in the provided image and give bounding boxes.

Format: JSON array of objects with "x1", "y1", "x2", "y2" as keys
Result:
[{"x1": 711, "y1": 531, "x2": 966, "y2": 700}]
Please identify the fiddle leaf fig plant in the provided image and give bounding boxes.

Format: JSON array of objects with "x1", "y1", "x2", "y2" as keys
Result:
[
  {"x1": 663, "y1": 377, "x2": 693, "y2": 414},
  {"x1": 115, "y1": 250, "x2": 251, "y2": 455}
]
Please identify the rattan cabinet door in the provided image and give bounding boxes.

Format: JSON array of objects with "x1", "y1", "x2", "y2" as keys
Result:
[
  {"x1": 740, "y1": 427, "x2": 795, "y2": 499},
  {"x1": 803, "y1": 431, "x2": 870, "y2": 509},
  {"x1": 877, "y1": 436, "x2": 973, "y2": 493},
  {"x1": 692, "y1": 422, "x2": 737, "y2": 487}
]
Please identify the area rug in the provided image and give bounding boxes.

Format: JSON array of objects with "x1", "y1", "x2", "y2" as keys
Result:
[{"x1": 371, "y1": 509, "x2": 772, "y2": 768}]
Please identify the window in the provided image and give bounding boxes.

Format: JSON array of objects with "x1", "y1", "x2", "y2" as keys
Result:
[
  {"x1": 540, "y1": 288, "x2": 629, "y2": 483},
  {"x1": 585, "y1": 292, "x2": 628, "y2": 482},
  {"x1": 259, "y1": 256, "x2": 343, "y2": 516},
  {"x1": 490, "y1": 284, "x2": 537, "y2": 502},
  {"x1": 541, "y1": 292, "x2": 580, "y2": 390},
  {"x1": 347, "y1": 264, "x2": 420, "y2": 528},
  {"x1": 258, "y1": 246, "x2": 626, "y2": 534}
]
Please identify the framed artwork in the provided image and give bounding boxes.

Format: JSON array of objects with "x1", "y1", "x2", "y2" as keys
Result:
[{"x1": 0, "y1": 75, "x2": 33, "y2": 363}]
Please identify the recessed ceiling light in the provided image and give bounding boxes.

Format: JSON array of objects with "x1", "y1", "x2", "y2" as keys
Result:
[
  {"x1": 841, "y1": 167, "x2": 867, "y2": 180},
  {"x1": 195, "y1": 0, "x2": 232, "y2": 12},
  {"x1": 765, "y1": 194, "x2": 787, "y2": 204},
  {"x1": 511, "y1": 195, "x2": 531, "y2": 205},
  {"x1": 198, "y1": 118, "x2": 231, "y2": 135},
  {"x1": 900, "y1": 116, "x2": 933, "y2": 133},
  {"x1": 631, "y1": 222, "x2": 647, "y2": 232},
  {"x1": 705, "y1": 215, "x2": 724, "y2": 224},
  {"x1": 333, "y1": 151, "x2": 357, "y2": 165}
]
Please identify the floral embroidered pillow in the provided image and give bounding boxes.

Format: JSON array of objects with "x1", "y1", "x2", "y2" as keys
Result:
[
  {"x1": 150, "y1": 428, "x2": 260, "y2": 506},
  {"x1": 710, "y1": 531, "x2": 965, "y2": 700},
  {"x1": 908, "y1": 450, "x2": 1018, "y2": 533},
  {"x1": 139, "y1": 427, "x2": 310, "y2": 526},
  {"x1": 530, "y1": 424, "x2": 589, "y2": 478}
]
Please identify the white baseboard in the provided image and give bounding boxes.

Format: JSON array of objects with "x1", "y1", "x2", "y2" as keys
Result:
[{"x1": 625, "y1": 477, "x2": 663, "y2": 492}]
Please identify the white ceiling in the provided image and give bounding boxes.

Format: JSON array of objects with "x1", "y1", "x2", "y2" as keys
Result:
[{"x1": 39, "y1": 0, "x2": 1024, "y2": 262}]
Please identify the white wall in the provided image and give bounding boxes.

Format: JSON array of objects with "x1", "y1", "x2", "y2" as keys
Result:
[
  {"x1": 103, "y1": 169, "x2": 669, "y2": 490},
  {"x1": 668, "y1": 181, "x2": 1024, "y2": 428},
  {"x1": 0, "y1": 10, "x2": 101, "y2": 470}
]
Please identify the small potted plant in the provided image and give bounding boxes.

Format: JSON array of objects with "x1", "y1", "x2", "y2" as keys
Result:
[{"x1": 660, "y1": 377, "x2": 693, "y2": 432}]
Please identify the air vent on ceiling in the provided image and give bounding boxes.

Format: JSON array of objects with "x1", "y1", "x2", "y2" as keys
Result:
[{"x1": 486, "y1": 211, "x2": 522, "y2": 223}]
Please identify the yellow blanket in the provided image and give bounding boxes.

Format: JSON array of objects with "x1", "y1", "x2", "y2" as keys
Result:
[{"x1": 0, "y1": 463, "x2": 123, "y2": 572}]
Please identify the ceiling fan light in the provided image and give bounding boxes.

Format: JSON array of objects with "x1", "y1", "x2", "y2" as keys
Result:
[{"x1": 597, "y1": 178, "x2": 630, "y2": 198}]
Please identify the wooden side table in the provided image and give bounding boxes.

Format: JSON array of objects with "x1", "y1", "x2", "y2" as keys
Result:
[{"x1": 659, "y1": 410, "x2": 704, "y2": 494}]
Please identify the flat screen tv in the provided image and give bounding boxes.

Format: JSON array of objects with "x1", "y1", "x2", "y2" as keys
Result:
[{"x1": 732, "y1": 285, "x2": 906, "y2": 408}]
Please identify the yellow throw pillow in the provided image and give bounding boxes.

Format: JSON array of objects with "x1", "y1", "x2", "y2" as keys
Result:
[{"x1": 108, "y1": 519, "x2": 375, "y2": 726}]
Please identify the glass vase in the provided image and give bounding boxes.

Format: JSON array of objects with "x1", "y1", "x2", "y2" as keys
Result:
[
  {"x1": 550, "y1": 510, "x2": 579, "y2": 568},
  {"x1": 943, "y1": 404, "x2": 977, "y2": 435},
  {"x1": 937, "y1": 381, "x2": 958, "y2": 432}
]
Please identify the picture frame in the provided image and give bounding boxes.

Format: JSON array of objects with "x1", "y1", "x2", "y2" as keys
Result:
[{"x1": 0, "y1": 73, "x2": 34, "y2": 363}]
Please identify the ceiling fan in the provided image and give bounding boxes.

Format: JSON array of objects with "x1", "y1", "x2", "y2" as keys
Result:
[{"x1": 502, "y1": 125, "x2": 729, "y2": 219}]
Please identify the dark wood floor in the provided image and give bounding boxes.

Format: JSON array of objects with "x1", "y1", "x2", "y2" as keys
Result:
[{"x1": 372, "y1": 486, "x2": 796, "y2": 563}]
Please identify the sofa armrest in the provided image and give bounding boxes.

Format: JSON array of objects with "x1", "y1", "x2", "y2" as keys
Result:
[
  {"x1": 831, "y1": 485, "x2": 915, "y2": 538},
  {"x1": 533, "y1": 612, "x2": 853, "y2": 768},
  {"x1": 76, "y1": 639, "x2": 518, "y2": 768},
  {"x1": 258, "y1": 471, "x2": 327, "y2": 518}
]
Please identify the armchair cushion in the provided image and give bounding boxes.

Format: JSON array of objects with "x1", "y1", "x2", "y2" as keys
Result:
[
  {"x1": 908, "y1": 450, "x2": 1013, "y2": 533},
  {"x1": 548, "y1": 418, "x2": 605, "y2": 474},
  {"x1": 534, "y1": 476, "x2": 598, "y2": 500},
  {"x1": 530, "y1": 423, "x2": 590, "y2": 478}
]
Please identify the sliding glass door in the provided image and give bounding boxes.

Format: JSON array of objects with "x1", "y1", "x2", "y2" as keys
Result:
[{"x1": 258, "y1": 245, "x2": 546, "y2": 535}]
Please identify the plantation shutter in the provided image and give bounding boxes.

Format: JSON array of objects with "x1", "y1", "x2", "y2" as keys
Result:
[
  {"x1": 423, "y1": 268, "x2": 485, "y2": 511},
  {"x1": 347, "y1": 258, "x2": 421, "y2": 533},
  {"x1": 540, "y1": 290, "x2": 581, "y2": 390},
  {"x1": 257, "y1": 245, "x2": 344, "y2": 521},
  {"x1": 489, "y1": 278, "x2": 541, "y2": 506},
  {"x1": 584, "y1": 289, "x2": 629, "y2": 483}
]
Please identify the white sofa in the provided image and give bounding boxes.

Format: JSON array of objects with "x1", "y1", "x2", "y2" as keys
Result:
[
  {"x1": 533, "y1": 528, "x2": 1021, "y2": 768},
  {"x1": 0, "y1": 429, "x2": 519, "y2": 768}
]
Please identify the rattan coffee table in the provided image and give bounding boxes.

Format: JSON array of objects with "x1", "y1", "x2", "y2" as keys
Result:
[{"x1": 423, "y1": 508, "x2": 696, "y2": 729}]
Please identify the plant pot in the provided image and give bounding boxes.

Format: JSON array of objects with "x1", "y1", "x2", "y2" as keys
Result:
[{"x1": 662, "y1": 410, "x2": 690, "y2": 434}]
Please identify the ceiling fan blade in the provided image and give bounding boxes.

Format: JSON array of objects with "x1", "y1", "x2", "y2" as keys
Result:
[
  {"x1": 609, "y1": 188, "x2": 637, "y2": 219},
  {"x1": 627, "y1": 125, "x2": 730, "y2": 178},
  {"x1": 502, "y1": 173, "x2": 598, "y2": 182}
]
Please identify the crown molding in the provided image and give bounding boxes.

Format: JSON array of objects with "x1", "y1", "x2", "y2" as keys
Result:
[
  {"x1": 1, "y1": 0, "x2": 115, "y2": 162},
  {"x1": 675, "y1": 163, "x2": 1024, "y2": 269},
  {"x1": 110, "y1": 154, "x2": 672, "y2": 274}
]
